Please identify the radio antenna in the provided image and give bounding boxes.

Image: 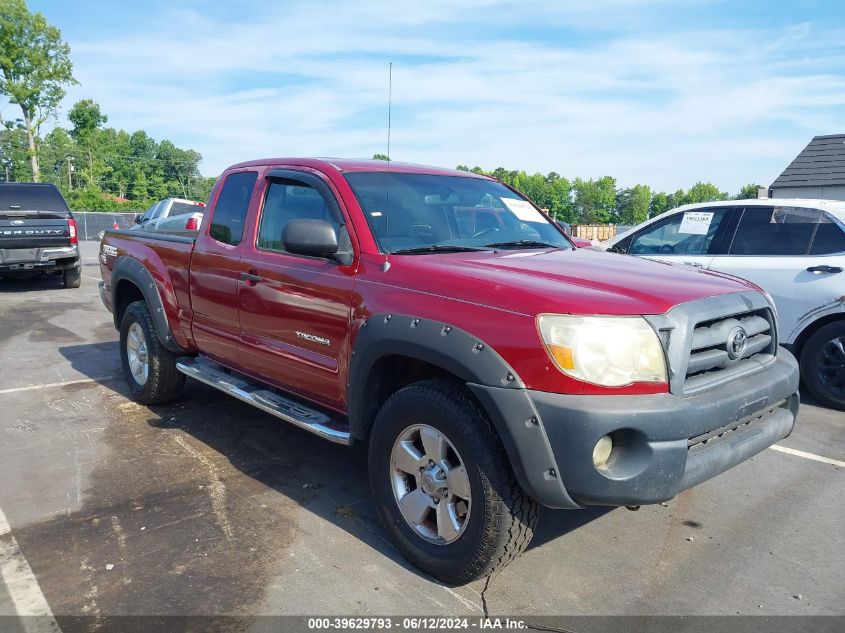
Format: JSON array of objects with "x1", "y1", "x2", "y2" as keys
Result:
[
  {"x1": 383, "y1": 61, "x2": 393, "y2": 273},
  {"x1": 387, "y1": 61, "x2": 393, "y2": 164}
]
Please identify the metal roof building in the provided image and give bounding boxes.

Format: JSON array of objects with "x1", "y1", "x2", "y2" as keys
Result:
[{"x1": 770, "y1": 134, "x2": 845, "y2": 201}]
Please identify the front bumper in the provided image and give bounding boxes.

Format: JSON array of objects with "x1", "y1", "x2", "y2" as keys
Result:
[
  {"x1": 0, "y1": 246, "x2": 80, "y2": 272},
  {"x1": 470, "y1": 348, "x2": 799, "y2": 509}
]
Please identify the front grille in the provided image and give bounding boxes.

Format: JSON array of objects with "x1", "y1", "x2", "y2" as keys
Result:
[{"x1": 683, "y1": 308, "x2": 776, "y2": 392}]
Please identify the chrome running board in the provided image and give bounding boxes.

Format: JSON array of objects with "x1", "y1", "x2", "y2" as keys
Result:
[{"x1": 176, "y1": 356, "x2": 351, "y2": 445}]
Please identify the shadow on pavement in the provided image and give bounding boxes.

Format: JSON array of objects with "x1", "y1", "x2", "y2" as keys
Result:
[
  {"x1": 0, "y1": 274, "x2": 66, "y2": 293},
  {"x1": 54, "y1": 342, "x2": 607, "y2": 597}
]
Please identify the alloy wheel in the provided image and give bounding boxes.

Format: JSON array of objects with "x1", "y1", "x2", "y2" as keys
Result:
[{"x1": 389, "y1": 424, "x2": 471, "y2": 544}]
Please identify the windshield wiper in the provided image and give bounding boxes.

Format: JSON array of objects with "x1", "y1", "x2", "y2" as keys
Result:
[
  {"x1": 484, "y1": 240, "x2": 562, "y2": 250},
  {"x1": 391, "y1": 245, "x2": 489, "y2": 255}
]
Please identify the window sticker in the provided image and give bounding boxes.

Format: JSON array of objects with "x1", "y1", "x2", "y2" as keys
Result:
[
  {"x1": 502, "y1": 198, "x2": 546, "y2": 223},
  {"x1": 678, "y1": 211, "x2": 713, "y2": 235}
]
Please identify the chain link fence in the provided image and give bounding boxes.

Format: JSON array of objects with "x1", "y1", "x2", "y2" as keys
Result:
[{"x1": 73, "y1": 212, "x2": 138, "y2": 241}]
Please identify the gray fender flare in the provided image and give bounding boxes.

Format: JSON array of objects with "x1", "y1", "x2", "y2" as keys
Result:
[
  {"x1": 348, "y1": 314, "x2": 579, "y2": 509},
  {"x1": 110, "y1": 255, "x2": 183, "y2": 353}
]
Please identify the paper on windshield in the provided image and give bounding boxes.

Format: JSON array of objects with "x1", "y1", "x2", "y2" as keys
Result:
[
  {"x1": 678, "y1": 211, "x2": 713, "y2": 235},
  {"x1": 502, "y1": 198, "x2": 546, "y2": 223}
]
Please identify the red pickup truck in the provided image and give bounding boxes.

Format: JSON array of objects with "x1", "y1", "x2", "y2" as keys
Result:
[{"x1": 99, "y1": 158, "x2": 800, "y2": 584}]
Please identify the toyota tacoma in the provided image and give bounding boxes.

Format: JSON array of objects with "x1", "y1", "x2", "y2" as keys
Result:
[{"x1": 98, "y1": 159, "x2": 800, "y2": 584}]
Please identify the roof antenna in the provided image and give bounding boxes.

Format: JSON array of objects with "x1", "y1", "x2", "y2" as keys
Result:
[{"x1": 382, "y1": 61, "x2": 392, "y2": 273}]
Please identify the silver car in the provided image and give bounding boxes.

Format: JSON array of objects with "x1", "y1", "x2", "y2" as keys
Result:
[{"x1": 132, "y1": 198, "x2": 204, "y2": 236}]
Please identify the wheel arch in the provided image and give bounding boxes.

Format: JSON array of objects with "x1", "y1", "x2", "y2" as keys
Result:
[
  {"x1": 111, "y1": 256, "x2": 184, "y2": 353},
  {"x1": 789, "y1": 311, "x2": 845, "y2": 361},
  {"x1": 347, "y1": 314, "x2": 580, "y2": 509},
  {"x1": 347, "y1": 314, "x2": 524, "y2": 441}
]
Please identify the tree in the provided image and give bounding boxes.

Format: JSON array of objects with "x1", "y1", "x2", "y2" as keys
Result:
[
  {"x1": 39, "y1": 126, "x2": 74, "y2": 186},
  {"x1": 736, "y1": 183, "x2": 762, "y2": 200},
  {"x1": 0, "y1": 117, "x2": 29, "y2": 181},
  {"x1": 372, "y1": 153, "x2": 390, "y2": 161},
  {"x1": 573, "y1": 176, "x2": 616, "y2": 223},
  {"x1": 547, "y1": 176, "x2": 573, "y2": 221},
  {"x1": 629, "y1": 184, "x2": 652, "y2": 224},
  {"x1": 131, "y1": 170, "x2": 148, "y2": 200},
  {"x1": 684, "y1": 181, "x2": 728, "y2": 204},
  {"x1": 649, "y1": 191, "x2": 670, "y2": 218},
  {"x1": 68, "y1": 99, "x2": 107, "y2": 186},
  {"x1": 0, "y1": 0, "x2": 76, "y2": 181}
]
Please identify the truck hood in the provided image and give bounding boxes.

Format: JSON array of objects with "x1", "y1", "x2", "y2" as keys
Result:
[{"x1": 392, "y1": 248, "x2": 757, "y2": 316}]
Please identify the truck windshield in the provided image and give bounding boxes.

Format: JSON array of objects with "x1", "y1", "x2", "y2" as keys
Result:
[{"x1": 343, "y1": 172, "x2": 571, "y2": 253}]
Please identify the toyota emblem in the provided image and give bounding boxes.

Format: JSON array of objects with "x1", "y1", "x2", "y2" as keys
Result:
[{"x1": 727, "y1": 326, "x2": 748, "y2": 360}]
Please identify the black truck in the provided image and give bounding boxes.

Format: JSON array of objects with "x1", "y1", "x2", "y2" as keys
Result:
[{"x1": 0, "y1": 183, "x2": 81, "y2": 288}]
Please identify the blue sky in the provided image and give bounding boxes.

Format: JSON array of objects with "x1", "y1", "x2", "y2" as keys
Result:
[{"x1": 17, "y1": 0, "x2": 845, "y2": 192}]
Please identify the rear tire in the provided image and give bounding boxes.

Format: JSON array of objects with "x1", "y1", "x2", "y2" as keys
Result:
[
  {"x1": 63, "y1": 268, "x2": 81, "y2": 288},
  {"x1": 369, "y1": 379, "x2": 537, "y2": 584},
  {"x1": 800, "y1": 321, "x2": 845, "y2": 410},
  {"x1": 120, "y1": 300, "x2": 185, "y2": 405}
]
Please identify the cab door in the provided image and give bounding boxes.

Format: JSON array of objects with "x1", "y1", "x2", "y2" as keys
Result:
[
  {"x1": 189, "y1": 170, "x2": 259, "y2": 364},
  {"x1": 620, "y1": 206, "x2": 736, "y2": 270},
  {"x1": 237, "y1": 169, "x2": 357, "y2": 411}
]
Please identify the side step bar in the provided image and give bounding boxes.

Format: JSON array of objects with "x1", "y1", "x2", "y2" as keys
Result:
[{"x1": 175, "y1": 356, "x2": 352, "y2": 445}]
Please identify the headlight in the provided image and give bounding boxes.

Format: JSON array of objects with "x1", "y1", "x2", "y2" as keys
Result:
[{"x1": 537, "y1": 315, "x2": 667, "y2": 387}]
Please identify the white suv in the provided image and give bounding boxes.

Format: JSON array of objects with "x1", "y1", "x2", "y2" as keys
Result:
[{"x1": 605, "y1": 198, "x2": 845, "y2": 410}]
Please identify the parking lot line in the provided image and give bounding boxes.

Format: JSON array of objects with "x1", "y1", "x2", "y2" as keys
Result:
[
  {"x1": 0, "y1": 507, "x2": 61, "y2": 631},
  {"x1": 770, "y1": 444, "x2": 844, "y2": 468},
  {"x1": 0, "y1": 377, "x2": 115, "y2": 396}
]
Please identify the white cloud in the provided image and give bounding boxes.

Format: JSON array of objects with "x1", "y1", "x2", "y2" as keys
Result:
[{"x1": 52, "y1": 0, "x2": 845, "y2": 191}]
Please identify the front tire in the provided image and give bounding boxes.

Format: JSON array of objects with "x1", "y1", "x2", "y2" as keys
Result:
[
  {"x1": 800, "y1": 321, "x2": 845, "y2": 410},
  {"x1": 120, "y1": 300, "x2": 185, "y2": 405},
  {"x1": 369, "y1": 379, "x2": 537, "y2": 584}
]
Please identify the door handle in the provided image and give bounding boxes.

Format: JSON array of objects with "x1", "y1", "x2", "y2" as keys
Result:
[
  {"x1": 806, "y1": 265, "x2": 843, "y2": 274},
  {"x1": 683, "y1": 261, "x2": 704, "y2": 268},
  {"x1": 239, "y1": 271, "x2": 263, "y2": 283}
]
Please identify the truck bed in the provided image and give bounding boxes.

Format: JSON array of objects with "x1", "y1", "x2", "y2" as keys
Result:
[{"x1": 99, "y1": 230, "x2": 196, "y2": 351}]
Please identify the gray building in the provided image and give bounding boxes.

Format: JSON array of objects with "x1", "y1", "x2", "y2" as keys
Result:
[{"x1": 770, "y1": 133, "x2": 845, "y2": 200}]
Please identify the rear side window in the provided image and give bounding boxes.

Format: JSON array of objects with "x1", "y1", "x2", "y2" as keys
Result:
[
  {"x1": 809, "y1": 214, "x2": 845, "y2": 255},
  {"x1": 257, "y1": 179, "x2": 339, "y2": 252},
  {"x1": 209, "y1": 172, "x2": 258, "y2": 245},
  {"x1": 629, "y1": 208, "x2": 730, "y2": 255},
  {"x1": 729, "y1": 207, "x2": 823, "y2": 256}
]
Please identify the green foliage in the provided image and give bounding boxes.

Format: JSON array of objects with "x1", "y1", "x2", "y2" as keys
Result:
[
  {"x1": 572, "y1": 176, "x2": 616, "y2": 224},
  {"x1": 735, "y1": 183, "x2": 762, "y2": 200},
  {"x1": 0, "y1": 0, "x2": 76, "y2": 181},
  {"x1": 372, "y1": 153, "x2": 390, "y2": 161},
  {"x1": 463, "y1": 164, "x2": 732, "y2": 225},
  {"x1": 1, "y1": 95, "x2": 215, "y2": 210},
  {"x1": 65, "y1": 185, "x2": 137, "y2": 211},
  {"x1": 685, "y1": 181, "x2": 728, "y2": 204}
]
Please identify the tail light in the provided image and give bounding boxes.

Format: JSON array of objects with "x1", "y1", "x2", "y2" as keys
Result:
[
  {"x1": 185, "y1": 217, "x2": 199, "y2": 231},
  {"x1": 68, "y1": 218, "x2": 78, "y2": 245}
]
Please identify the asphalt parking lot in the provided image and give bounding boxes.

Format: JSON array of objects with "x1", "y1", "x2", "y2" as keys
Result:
[{"x1": 0, "y1": 242, "x2": 843, "y2": 626}]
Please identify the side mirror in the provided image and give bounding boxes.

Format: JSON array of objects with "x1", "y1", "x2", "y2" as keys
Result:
[
  {"x1": 134, "y1": 214, "x2": 142, "y2": 225},
  {"x1": 283, "y1": 218, "x2": 339, "y2": 259},
  {"x1": 610, "y1": 235, "x2": 632, "y2": 254}
]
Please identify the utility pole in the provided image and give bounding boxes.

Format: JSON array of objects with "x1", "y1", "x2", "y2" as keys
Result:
[{"x1": 66, "y1": 156, "x2": 75, "y2": 190}]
